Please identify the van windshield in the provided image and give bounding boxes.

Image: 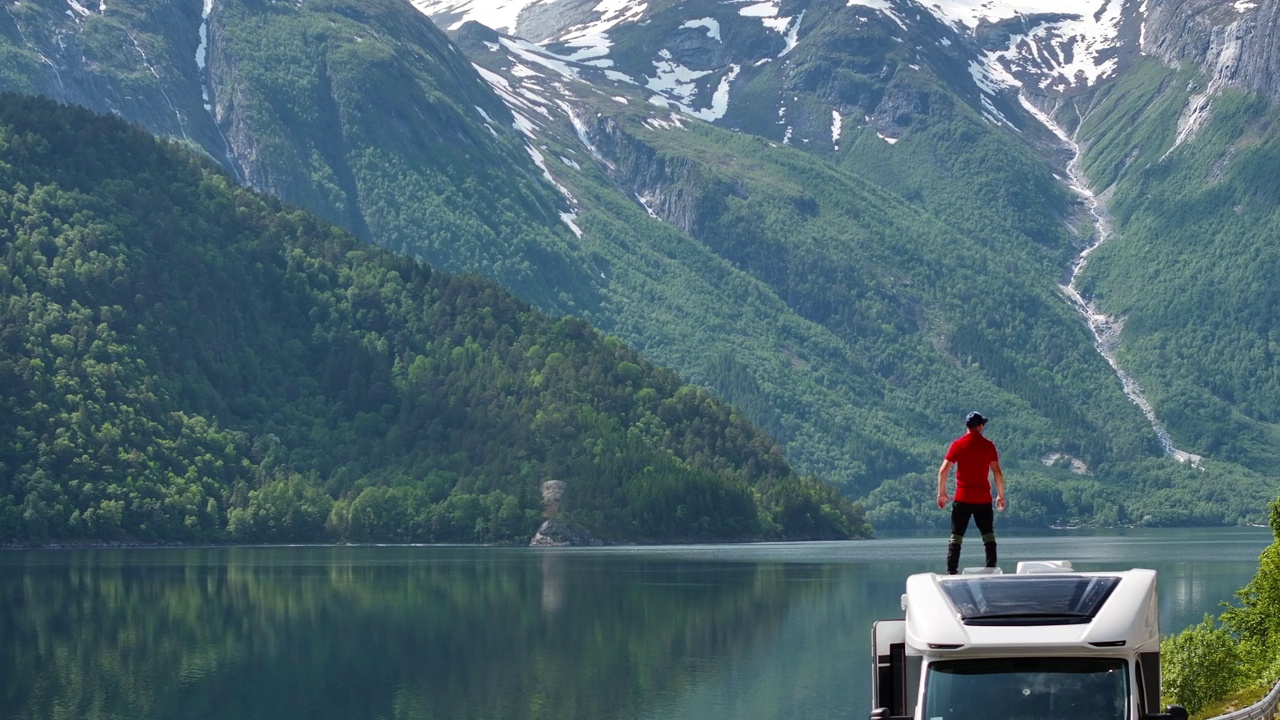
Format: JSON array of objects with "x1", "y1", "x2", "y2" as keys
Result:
[{"x1": 923, "y1": 657, "x2": 1128, "y2": 720}]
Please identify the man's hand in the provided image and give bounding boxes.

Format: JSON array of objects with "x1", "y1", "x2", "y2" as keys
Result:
[
  {"x1": 995, "y1": 495, "x2": 1006, "y2": 512},
  {"x1": 937, "y1": 492, "x2": 949, "y2": 509}
]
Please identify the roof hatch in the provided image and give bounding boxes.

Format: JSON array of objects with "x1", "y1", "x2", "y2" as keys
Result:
[{"x1": 939, "y1": 575, "x2": 1121, "y2": 626}]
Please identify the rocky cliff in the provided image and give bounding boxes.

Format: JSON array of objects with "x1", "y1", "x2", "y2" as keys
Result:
[
  {"x1": 584, "y1": 112, "x2": 743, "y2": 238},
  {"x1": 0, "y1": 1, "x2": 236, "y2": 175},
  {"x1": 1143, "y1": 0, "x2": 1280, "y2": 141}
]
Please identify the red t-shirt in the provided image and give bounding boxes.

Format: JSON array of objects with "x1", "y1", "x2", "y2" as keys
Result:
[{"x1": 945, "y1": 432, "x2": 999, "y2": 503}]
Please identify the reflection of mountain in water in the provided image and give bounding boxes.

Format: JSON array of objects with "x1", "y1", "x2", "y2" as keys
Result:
[
  {"x1": 0, "y1": 547, "x2": 834, "y2": 720},
  {"x1": 2, "y1": 534, "x2": 1270, "y2": 720}
]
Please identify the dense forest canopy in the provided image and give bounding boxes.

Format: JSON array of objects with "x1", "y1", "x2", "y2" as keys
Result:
[{"x1": 0, "y1": 94, "x2": 869, "y2": 545}]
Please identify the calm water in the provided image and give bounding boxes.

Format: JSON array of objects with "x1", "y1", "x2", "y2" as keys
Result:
[{"x1": 0, "y1": 528, "x2": 1271, "y2": 720}]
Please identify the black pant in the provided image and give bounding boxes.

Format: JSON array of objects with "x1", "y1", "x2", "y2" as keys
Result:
[{"x1": 946, "y1": 502, "x2": 996, "y2": 574}]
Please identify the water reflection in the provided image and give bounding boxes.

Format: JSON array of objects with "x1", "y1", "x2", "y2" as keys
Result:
[
  {"x1": 541, "y1": 553, "x2": 564, "y2": 614},
  {"x1": 0, "y1": 528, "x2": 1270, "y2": 720}
]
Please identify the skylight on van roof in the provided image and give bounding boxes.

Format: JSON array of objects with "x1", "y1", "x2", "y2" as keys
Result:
[{"x1": 940, "y1": 575, "x2": 1121, "y2": 626}]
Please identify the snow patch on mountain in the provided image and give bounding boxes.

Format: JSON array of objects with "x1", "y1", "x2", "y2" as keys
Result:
[
  {"x1": 1138, "y1": 0, "x2": 1150, "y2": 48},
  {"x1": 560, "y1": 211, "x2": 583, "y2": 236},
  {"x1": 502, "y1": 37, "x2": 583, "y2": 80},
  {"x1": 643, "y1": 113, "x2": 688, "y2": 131},
  {"x1": 647, "y1": 50, "x2": 713, "y2": 103},
  {"x1": 412, "y1": 0, "x2": 537, "y2": 34},
  {"x1": 926, "y1": 0, "x2": 1124, "y2": 91},
  {"x1": 194, "y1": 0, "x2": 212, "y2": 107},
  {"x1": 928, "y1": 0, "x2": 1082, "y2": 28},
  {"x1": 847, "y1": 0, "x2": 907, "y2": 30},
  {"x1": 680, "y1": 18, "x2": 722, "y2": 42},
  {"x1": 470, "y1": 58, "x2": 589, "y2": 239},
  {"x1": 644, "y1": 50, "x2": 739, "y2": 121},
  {"x1": 780, "y1": 10, "x2": 804, "y2": 56},
  {"x1": 847, "y1": 0, "x2": 1123, "y2": 93},
  {"x1": 474, "y1": 63, "x2": 545, "y2": 128},
  {"x1": 738, "y1": 0, "x2": 801, "y2": 47}
]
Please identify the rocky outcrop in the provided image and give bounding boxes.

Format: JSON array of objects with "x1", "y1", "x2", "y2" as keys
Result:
[
  {"x1": 869, "y1": 82, "x2": 931, "y2": 140},
  {"x1": 1144, "y1": 0, "x2": 1280, "y2": 106},
  {"x1": 529, "y1": 518, "x2": 602, "y2": 546},
  {"x1": 528, "y1": 479, "x2": 602, "y2": 546},
  {"x1": 540, "y1": 480, "x2": 566, "y2": 515},
  {"x1": 583, "y1": 113, "x2": 746, "y2": 236}
]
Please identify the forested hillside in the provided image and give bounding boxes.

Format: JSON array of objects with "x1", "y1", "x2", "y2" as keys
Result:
[{"x1": 0, "y1": 94, "x2": 869, "y2": 545}]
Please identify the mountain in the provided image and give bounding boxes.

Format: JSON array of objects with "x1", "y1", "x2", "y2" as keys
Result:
[
  {"x1": 1, "y1": 0, "x2": 1277, "y2": 527},
  {"x1": 1070, "y1": 0, "x2": 1280, "y2": 471},
  {"x1": 414, "y1": 0, "x2": 1280, "y2": 525},
  {"x1": 0, "y1": 93, "x2": 870, "y2": 544}
]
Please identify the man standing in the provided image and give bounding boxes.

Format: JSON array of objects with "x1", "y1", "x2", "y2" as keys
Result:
[{"x1": 937, "y1": 411, "x2": 1005, "y2": 574}]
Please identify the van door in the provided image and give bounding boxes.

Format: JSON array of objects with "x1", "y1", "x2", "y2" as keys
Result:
[{"x1": 872, "y1": 620, "x2": 908, "y2": 717}]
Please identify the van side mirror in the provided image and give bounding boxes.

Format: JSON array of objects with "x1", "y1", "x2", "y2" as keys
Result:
[
  {"x1": 869, "y1": 708, "x2": 889, "y2": 720},
  {"x1": 1144, "y1": 705, "x2": 1189, "y2": 720}
]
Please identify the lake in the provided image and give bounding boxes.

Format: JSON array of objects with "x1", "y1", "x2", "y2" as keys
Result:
[{"x1": 0, "y1": 527, "x2": 1271, "y2": 720}]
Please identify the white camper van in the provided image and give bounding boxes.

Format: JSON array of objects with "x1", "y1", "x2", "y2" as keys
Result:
[{"x1": 870, "y1": 561, "x2": 1189, "y2": 720}]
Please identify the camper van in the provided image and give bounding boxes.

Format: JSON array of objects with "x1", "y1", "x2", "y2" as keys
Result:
[{"x1": 870, "y1": 561, "x2": 1189, "y2": 720}]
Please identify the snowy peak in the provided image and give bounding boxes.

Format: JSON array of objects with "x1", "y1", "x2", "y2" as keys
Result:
[
  {"x1": 849, "y1": 0, "x2": 1138, "y2": 93},
  {"x1": 412, "y1": 0, "x2": 647, "y2": 43},
  {"x1": 421, "y1": 0, "x2": 1137, "y2": 96},
  {"x1": 415, "y1": 0, "x2": 1143, "y2": 153}
]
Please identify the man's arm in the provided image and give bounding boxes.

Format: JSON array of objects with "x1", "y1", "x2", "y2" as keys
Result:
[
  {"x1": 991, "y1": 460, "x2": 1005, "y2": 511},
  {"x1": 937, "y1": 459, "x2": 953, "y2": 508}
]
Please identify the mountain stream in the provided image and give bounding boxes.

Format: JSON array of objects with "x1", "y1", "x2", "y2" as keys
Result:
[{"x1": 1019, "y1": 98, "x2": 1202, "y2": 465}]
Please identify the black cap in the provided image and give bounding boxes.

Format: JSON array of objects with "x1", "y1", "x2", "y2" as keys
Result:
[{"x1": 965, "y1": 412, "x2": 988, "y2": 428}]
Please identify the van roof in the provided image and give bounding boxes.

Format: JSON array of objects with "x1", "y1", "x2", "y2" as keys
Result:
[{"x1": 902, "y1": 565, "x2": 1160, "y2": 655}]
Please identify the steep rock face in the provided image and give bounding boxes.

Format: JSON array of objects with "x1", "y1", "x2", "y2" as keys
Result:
[
  {"x1": 0, "y1": 1, "x2": 231, "y2": 171},
  {"x1": 585, "y1": 113, "x2": 745, "y2": 237},
  {"x1": 207, "y1": 1, "x2": 370, "y2": 236},
  {"x1": 1144, "y1": 0, "x2": 1280, "y2": 104}
]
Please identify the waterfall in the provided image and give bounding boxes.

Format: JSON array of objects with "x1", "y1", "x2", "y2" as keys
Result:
[
  {"x1": 1019, "y1": 96, "x2": 1202, "y2": 465},
  {"x1": 196, "y1": 0, "x2": 243, "y2": 183}
]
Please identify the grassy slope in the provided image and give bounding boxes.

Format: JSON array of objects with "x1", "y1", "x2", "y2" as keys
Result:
[
  {"x1": 533, "y1": 94, "x2": 1213, "y2": 525},
  {"x1": 1078, "y1": 57, "x2": 1280, "y2": 473}
]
